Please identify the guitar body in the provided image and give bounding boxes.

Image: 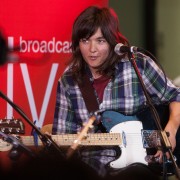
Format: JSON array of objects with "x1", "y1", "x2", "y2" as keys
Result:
[
  {"x1": 102, "y1": 105, "x2": 180, "y2": 170},
  {"x1": 102, "y1": 111, "x2": 148, "y2": 169}
]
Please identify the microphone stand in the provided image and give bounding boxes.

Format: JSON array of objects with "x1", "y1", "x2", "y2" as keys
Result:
[
  {"x1": 126, "y1": 52, "x2": 180, "y2": 180},
  {"x1": 0, "y1": 90, "x2": 65, "y2": 159}
]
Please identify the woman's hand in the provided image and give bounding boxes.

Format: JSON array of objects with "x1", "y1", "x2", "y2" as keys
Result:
[{"x1": 153, "y1": 125, "x2": 177, "y2": 163}]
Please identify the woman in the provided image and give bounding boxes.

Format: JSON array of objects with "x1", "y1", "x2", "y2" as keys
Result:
[{"x1": 52, "y1": 6, "x2": 180, "y2": 178}]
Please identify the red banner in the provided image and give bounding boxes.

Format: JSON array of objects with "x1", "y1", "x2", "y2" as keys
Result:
[{"x1": 0, "y1": 0, "x2": 108, "y2": 134}]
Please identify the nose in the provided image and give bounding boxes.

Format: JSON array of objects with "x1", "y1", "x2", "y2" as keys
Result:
[{"x1": 89, "y1": 41, "x2": 97, "y2": 53}]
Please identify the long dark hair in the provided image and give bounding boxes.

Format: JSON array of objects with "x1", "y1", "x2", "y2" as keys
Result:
[{"x1": 68, "y1": 6, "x2": 129, "y2": 83}]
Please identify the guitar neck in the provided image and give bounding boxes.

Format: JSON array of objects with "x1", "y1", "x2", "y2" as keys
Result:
[{"x1": 20, "y1": 133, "x2": 122, "y2": 146}]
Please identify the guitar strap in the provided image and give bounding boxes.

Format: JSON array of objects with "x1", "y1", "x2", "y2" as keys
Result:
[
  {"x1": 78, "y1": 73, "x2": 106, "y2": 132},
  {"x1": 78, "y1": 73, "x2": 99, "y2": 113}
]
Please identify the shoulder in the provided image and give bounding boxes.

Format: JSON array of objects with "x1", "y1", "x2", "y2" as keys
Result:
[
  {"x1": 59, "y1": 66, "x2": 75, "y2": 87},
  {"x1": 133, "y1": 52, "x2": 157, "y2": 70},
  {"x1": 134, "y1": 52, "x2": 154, "y2": 65},
  {"x1": 116, "y1": 52, "x2": 156, "y2": 74},
  {"x1": 118, "y1": 52, "x2": 151, "y2": 63},
  {"x1": 116, "y1": 52, "x2": 152, "y2": 69}
]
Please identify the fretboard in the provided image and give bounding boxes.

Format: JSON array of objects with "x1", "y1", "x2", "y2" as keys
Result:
[{"x1": 20, "y1": 133, "x2": 122, "y2": 146}]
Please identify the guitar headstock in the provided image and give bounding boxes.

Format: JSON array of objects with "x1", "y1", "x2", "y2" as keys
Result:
[{"x1": 0, "y1": 118, "x2": 25, "y2": 134}]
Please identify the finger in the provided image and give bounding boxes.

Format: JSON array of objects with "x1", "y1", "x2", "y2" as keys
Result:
[
  {"x1": 44, "y1": 131, "x2": 51, "y2": 136},
  {"x1": 154, "y1": 150, "x2": 163, "y2": 163},
  {"x1": 154, "y1": 150, "x2": 162, "y2": 157}
]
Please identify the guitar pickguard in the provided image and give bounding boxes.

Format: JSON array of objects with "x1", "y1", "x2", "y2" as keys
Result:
[{"x1": 109, "y1": 120, "x2": 147, "y2": 168}]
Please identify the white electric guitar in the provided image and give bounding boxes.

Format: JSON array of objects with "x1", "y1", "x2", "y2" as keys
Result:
[{"x1": 0, "y1": 114, "x2": 161, "y2": 169}]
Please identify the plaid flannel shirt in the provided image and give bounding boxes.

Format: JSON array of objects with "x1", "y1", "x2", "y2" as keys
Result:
[{"x1": 52, "y1": 53, "x2": 180, "y2": 177}]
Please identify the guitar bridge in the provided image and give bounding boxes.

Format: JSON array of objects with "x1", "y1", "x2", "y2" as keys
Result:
[{"x1": 141, "y1": 130, "x2": 161, "y2": 148}]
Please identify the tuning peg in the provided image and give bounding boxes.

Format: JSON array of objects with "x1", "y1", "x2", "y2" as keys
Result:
[{"x1": 6, "y1": 119, "x2": 10, "y2": 124}]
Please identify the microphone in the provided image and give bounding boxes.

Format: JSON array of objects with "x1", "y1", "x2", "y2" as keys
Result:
[{"x1": 114, "y1": 43, "x2": 143, "y2": 55}]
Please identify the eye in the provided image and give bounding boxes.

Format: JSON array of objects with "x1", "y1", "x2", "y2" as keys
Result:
[
  {"x1": 80, "y1": 38, "x2": 89, "y2": 44},
  {"x1": 98, "y1": 38, "x2": 106, "y2": 44}
]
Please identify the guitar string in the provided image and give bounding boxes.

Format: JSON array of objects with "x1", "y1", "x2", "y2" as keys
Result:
[{"x1": 0, "y1": 133, "x2": 155, "y2": 147}]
